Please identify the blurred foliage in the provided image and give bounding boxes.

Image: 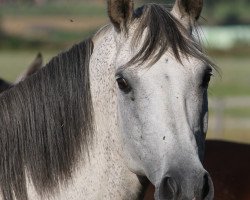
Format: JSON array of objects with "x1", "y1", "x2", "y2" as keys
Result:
[
  {"x1": 0, "y1": 0, "x2": 249, "y2": 50},
  {"x1": 0, "y1": 2, "x2": 106, "y2": 16},
  {"x1": 0, "y1": 1, "x2": 105, "y2": 50},
  {"x1": 209, "y1": 57, "x2": 250, "y2": 97},
  {"x1": 0, "y1": 0, "x2": 250, "y2": 24},
  {"x1": 203, "y1": 0, "x2": 250, "y2": 25}
]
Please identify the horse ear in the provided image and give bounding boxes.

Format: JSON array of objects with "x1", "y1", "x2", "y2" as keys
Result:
[
  {"x1": 107, "y1": 0, "x2": 134, "y2": 32},
  {"x1": 0, "y1": 78, "x2": 11, "y2": 93},
  {"x1": 15, "y1": 52, "x2": 43, "y2": 83},
  {"x1": 171, "y1": 0, "x2": 203, "y2": 30},
  {"x1": 25, "y1": 52, "x2": 43, "y2": 77}
]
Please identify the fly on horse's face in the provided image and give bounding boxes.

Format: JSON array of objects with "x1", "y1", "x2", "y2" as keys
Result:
[{"x1": 108, "y1": 0, "x2": 214, "y2": 199}]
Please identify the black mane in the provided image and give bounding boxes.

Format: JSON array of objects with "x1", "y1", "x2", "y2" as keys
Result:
[{"x1": 0, "y1": 39, "x2": 94, "y2": 199}]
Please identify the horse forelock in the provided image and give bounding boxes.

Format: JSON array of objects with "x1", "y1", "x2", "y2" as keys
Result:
[
  {"x1": 127, "y1": 4, "x2": 216, "y2": 70},
  {"x1": 0, "y1": 38, "x2": 94, "y2": 199}
]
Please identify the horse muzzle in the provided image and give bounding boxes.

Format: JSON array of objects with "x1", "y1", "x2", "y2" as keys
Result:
[{"x1": 154, "y1": 170, "x2": 214, "y2": 200}]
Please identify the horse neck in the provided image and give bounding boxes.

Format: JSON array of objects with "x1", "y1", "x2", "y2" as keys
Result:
[
  {"x1": 26, "y1": 30, "x2": 141, "y2": 200},
  {"x1": 82, "y1": 28, "x2": 141, "y2": 199}
]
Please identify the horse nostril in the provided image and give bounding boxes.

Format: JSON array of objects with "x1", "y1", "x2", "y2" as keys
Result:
[
  {"x1": 159, "y1": 176, "x2": 178, "y2": 199},
  {"x1": 202, "y1": 174, "x2": 209, "y2": 198},
  {"x1": 202, "y1": 173, "x2": 213, "y2": 199}
]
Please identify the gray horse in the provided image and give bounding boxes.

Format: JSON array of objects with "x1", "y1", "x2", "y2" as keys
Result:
[{"x1": 0, "y1": 0, "x2": 215, "y2": 199}]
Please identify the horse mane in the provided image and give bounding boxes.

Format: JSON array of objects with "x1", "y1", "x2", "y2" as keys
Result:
[
  {"x1": 128, "y1": 4, "x2": 216, "y2": 69},
  {"x1": 0, "y1": 78, "x2": 12, "y2": 93},
  {"x1": 0, "y1": 39, "x2": 94, "y2": 199}
]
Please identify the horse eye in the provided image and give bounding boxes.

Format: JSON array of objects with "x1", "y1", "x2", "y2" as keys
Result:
[
  {"x1": 201, "y1": 70, "x2": 212, "y2": 88},
  {"x1": 116, "y1": 77, "x2": 131, "y2": 93}
]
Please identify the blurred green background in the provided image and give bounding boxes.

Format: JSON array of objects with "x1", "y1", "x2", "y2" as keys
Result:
[{"x1": 0, "y1": 0, "x2": 249, "y2": 143}]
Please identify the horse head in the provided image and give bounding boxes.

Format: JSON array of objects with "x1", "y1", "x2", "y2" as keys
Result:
[{"x1": 107, "y1": 0, "x2": 214, "y2": 199}]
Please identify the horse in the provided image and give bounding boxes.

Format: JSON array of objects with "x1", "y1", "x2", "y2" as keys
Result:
[
  {"x1": 0, "y1": 0, "x2": 216, "y2": 199},
  {"x1": 15, "y1": 52, "x2": 43, "y2": 83},
  {"x1": 0, "y1": 79, "x2": 11, "y2": 93},
  {"x1": 0, "y1": 52, "x2": 43, "y2": 93},
  {"x1": 204, "y1": 140, "x2": 250, "y2": 200},
  {"x1": 143, "y1": 140, "x2": 250, "y2": 200}
]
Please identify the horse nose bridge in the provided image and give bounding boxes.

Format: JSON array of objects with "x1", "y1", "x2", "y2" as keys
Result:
[{"x1": 168, "y1": 93, "x2": 198, "y2": 132}]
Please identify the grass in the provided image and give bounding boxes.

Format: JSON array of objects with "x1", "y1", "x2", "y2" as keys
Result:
[
  {"x1": 0, "y1": 50, "x2": 57, "y2": 81},
  {"x1": 208, "y1": 56, "x2": 250, "y2": 97},
  {"x1": 207, "y1": 55, "x2": 250, "y2": 141},
  {"x1": 0, "y1": 29, "x2": 98, "y2": 50},
  {"x1": 210, "y1": 107, "x2": 250, "y2": 118},
  {"x1": 0, "y1": 2, "x2": 106, "y2": 49},
  {"x1": 224, "y1": 108, "x2": 250, "y2": 118},
  {"x1": 212, "y1": 2, "x2": 250, "y2": 23},
  {"x1": 202, "y1": 1, "x2": 250, "y2": 25},
  {"x1": 0, "y1": 50, "x2": 249, "y2": 143},
  {"x1": 207, "y1": 129, "x2": 250, "y2": 143},
  {"x1": 35, "y1": 28, "x2": 97, "y2": 45},
  {"x1": 0, "y1": 3, "x2": 107, "y2": 50},
  {"x1": 1, "y1": 51, "x2": 250, "y2": 97}
]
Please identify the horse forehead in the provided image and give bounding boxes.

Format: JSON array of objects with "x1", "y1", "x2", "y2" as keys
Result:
[{"x1": 136, "y1": 55, "x2": 205, "y2": 79}]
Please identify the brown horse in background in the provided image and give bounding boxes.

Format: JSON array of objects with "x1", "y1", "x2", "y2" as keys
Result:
[
  {"x1": 143, "y1": 140, "x2": 250, "y2": 200},
  {"x1": 204, "y1": 140, "x2": 250, "y2": 200},
  {"x1": 0, "y1": 52, "x2": 43, "y2": 93}
]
